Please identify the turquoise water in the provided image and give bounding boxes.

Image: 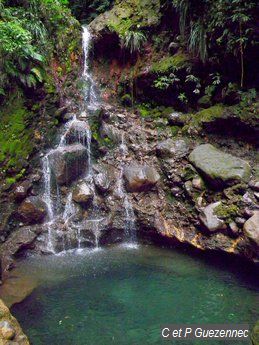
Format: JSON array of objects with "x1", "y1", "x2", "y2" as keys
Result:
[{"x1": 12, "y1": 245, "x2": 258, "y2": 345}]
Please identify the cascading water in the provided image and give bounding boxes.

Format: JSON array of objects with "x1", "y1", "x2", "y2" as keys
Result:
[
  {"x1": 82, "y1": 26, "x2": 99, "y2": 111},
  {"x1": 41, "y1": 26, "x2": 137, "y2": 253},
  {"x1": 41, "y1": 27, "x2": 98, "y2": 253}
]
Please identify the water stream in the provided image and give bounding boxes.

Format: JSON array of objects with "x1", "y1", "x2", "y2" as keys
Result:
[
  {"x1": 41, "y1": 27, "x2": 99, "y2": 253},
  {"x1": 41, "y1": 26, "x2": 137, "y2": 253}
]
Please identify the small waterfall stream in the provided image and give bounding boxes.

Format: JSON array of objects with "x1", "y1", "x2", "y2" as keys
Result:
[{"x1": 41, "y1": 26, "x2": 137, "y2": 254}]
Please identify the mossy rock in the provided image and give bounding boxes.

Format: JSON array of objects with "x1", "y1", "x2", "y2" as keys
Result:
[
  {"x1": 214, "y1": 203, "x2": 240, "y2": 223},
  {"x1": 89, "y1": 0, "x2": 161, "y2": 36},
  {"x1": 0, "y1": 95, "x2": 33, "y2": 177},
  {"x1": 189, "y1": 144, "x2": 251, "y2": 189},
  {"x1": 151, "y1": 53, "x2": 190, "y2": 73}
]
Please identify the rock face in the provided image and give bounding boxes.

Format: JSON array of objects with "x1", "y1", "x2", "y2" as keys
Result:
[
  {"x1": 72, "y1": 181, "x2": 93, "y2": 205},
  {"x1": 89, "y1": 0, "x2": 161, "y2": 36},
  {"x1": 124, "y1": 165, "x2": 160, "y2": 192},
  {"x1": 0, "y1": 299, "x2": 29, "y2": 344},
  {"x1": 189, "y1": 144, "x2": 251, "y2": 189},
  {"x1": 156, "y1": 139, "x2": 190, "y2": 159},
  {"x1": 0, "y1": 226, "x2": 42, "y2": 276},
  {"x1": 17, "y1": 197, "x2": 47, "y2": 225},
  {"x1": 243, "y1": 211, "x2": 259, "y2": 247},
  {"x1": 49, "y1": 144, "x2": 88, "y2": 185},
  {"x1": 199, "y1": 202, "x2": 226, "y2": 232}
]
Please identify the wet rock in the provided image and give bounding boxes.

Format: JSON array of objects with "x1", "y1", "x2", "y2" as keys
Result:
[
  {"x1": 94, "y1": 172, "x2": 111, "y2": 193},
  {"x1": 189, "y1": 144, "x2": 251, "y2": 189},
  {"x1": 64, "y1": 121, "x2": 90, "y2": 145},
  {"x1": 243, "y1": 211, "x2": 259, "y2": 247},
  {"x1": 123, "y1": 165, "x2": 160, "y2": 192},
  {"x1": 0, "y1": 225, "x2": 42, "y2": 277},
  {"x1": 72, "y1": 181, "x2": 94, "y2": 205},
  {"x1": 17, "y1": 197, "x2": 47, "y2": 225},
  {"x1": 0, "y1": 320, "x2": 15, "y2": 340},
  {"x1": 156, "y1": 139, "x2": 190, "y2": 159},
  {"x1": 199, "y1": 202, "x2": 226, "y2": 232},
  {"x1": 13, "y1": 181, "x2": 32, "y2": 202},
  {"x1": 49, "y1": 144, "x2": 88, "y2": 185}
]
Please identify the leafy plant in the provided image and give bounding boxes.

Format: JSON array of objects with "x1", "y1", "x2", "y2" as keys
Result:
[{"x1": 120, "y1": 30, "x2": 147, "y2": 54}]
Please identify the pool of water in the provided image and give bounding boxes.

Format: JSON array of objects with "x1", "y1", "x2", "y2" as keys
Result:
[{"x1": 10, "y1": 245, "x2": 258, "y2": 345}]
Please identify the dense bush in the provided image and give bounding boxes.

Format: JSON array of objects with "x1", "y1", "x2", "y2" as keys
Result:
[{"x1": 0, "y1": 0, "x2": 78, "y2": 98}]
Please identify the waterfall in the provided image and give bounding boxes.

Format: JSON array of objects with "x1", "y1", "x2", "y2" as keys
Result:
[
  {"x1": 40, "y1": 26, "x2": 137, "y2": 253},
  {"x1": 40, "y1": 26, "x2": 98, "y2": 253},
  {"x1": 82, "y1": 26, "x2": 99, "y2": 111}
]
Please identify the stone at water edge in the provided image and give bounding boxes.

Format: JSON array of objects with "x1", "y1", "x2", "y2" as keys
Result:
[
  {"x1": 243, "y1": 211, "x2": 259, "y2": 247},
  {"x1": 0, "y1": 299, "x2": 29, "y2": 344},
  {"x1": 199, "y1": 202, "x2": 226, "y2": 232},
  {"x1": 17, "y1": 196, "x2": 47, "y2": 225},
  {"x1": 156, "y1": 138, "x2": 190, "y2": 159},
  {"x1": 0, "y1": 320, "x2": 15, "y2": 340},
  {"x1": 189, "y1": 144, "x2": 251, "y2": 189},
  {"x1": 72, "y1": 181, "x2": 94, "y2": 205},
  {"x1": 124, "y1": 165, "x2": 160, "y2": 192},
  {"x1": 49, "y1": 144, "x2": 88, "y2": 185}
]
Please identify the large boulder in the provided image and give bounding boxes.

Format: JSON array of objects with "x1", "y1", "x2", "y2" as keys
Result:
[
  {"x1": 63, "y1": 120, "x2": 90, "y2": 145},
  {"x1": 189, "y1": 144, "x2": 251, "y2": 189},
  {"x1": 199, "y1": 202, "x2": 226, "y2": 232},
  {"x1": 124, "y1": 165, "x2": 160, "y2": 192},
  {"x1": 89, "y1": 0, "x2": 161, "y2": 36},
  {"x1": 49, "y1": 144, "x2": 88, "y2": 185},
  {"x1": 17, "y1": 197, "x2": 47, "y2": 225},
  {"x1": 72, "y1": 181, "x2": 94, "y2": 205},
  {"x1": 156, "y1": 138, "x2": 190, "y2": 159},
  {"x1": 243, "y1": 211, "x2": 259, "y2": 247}
]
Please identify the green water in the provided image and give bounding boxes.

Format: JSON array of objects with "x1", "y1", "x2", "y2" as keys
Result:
[{"x1": 11, "y1": 245, "x2": 258, "y2": 345}]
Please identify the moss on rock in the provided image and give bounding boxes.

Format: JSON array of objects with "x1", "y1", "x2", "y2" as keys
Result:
[{"x1": 151, "y1": 53, "x2": 190, "y2": 74}]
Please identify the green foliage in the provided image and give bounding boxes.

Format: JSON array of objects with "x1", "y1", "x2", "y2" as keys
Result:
[
  {"x1": 120, "y1": 30, "x2": 147, "y2": 54},
  {"x1": 0, "y1": 0, "x2": 80, "y2": 96},
  {"x1": 69, "y1": 0, "x2": 114, "y2": 22},
  {"x1": 0, "y1": 96, "x2": 33, "y2": 175},
  {"x1": 151, "y1": 53, "x2": 189, "y2": 73},
  {"x1": 172, "y1": 0, "x2": 257, "y2": 86}
]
